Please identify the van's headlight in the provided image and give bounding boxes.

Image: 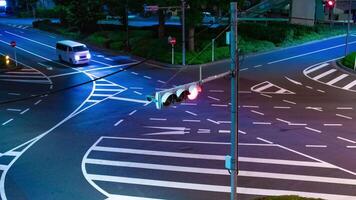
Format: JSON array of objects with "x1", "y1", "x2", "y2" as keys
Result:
[
  {"x1": 75, "y1": 55, "x2": 80, "y2": 61},
  {"x1": 86, "y1": 53, "x2": 91, "y2": 59},
  {"x1": 0, "y1": 1, "x2": 6, "y2": 7}
]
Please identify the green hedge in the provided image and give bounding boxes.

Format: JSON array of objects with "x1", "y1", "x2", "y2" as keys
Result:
[
  {"x1": 342, "y1": 52, "x2": 356, "y2": 69},
  {"x1": 18, "y1": 7, "x2": 61, "y2": 18}
]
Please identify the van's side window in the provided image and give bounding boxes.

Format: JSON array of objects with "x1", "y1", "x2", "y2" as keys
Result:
[{"x1": 68, "y1": 47, "x2": 72, "y2": 52}]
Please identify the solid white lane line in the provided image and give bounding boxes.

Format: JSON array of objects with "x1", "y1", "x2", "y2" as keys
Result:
[
  {"x1": 20, "y1": 108, "x2": 30, "y2": 115},
  {"x1": 34, "y1": 100, "x2": 42, "y2": 105},
  {"x1": 208, "y1": 96, "x2": 220, "y2": 101},
  {"x1": 283, "y1": 100, "x2": 296, "y2": 105},
  {"x1": 305, "y1": 127, "x2": 322, "y2": 133},
  {"x1": 313, "y1": 69, "x2": 337, "y2": 80},
  {"x1": 149, "y1": 118, "x2": 167, "y2": 121},
  {"x1": 326, "y1": 74, "x2": 349, "y2": 85},
  {"x1": 129, "y1": 110, "x2": 137, "y2": 116},
  {"x1": 114, "y1": 119, "x2": 124, "y2": 127},
  {"x1": 336, "y1": 114, "x2": 352, "y2": 120},
  {"x1": 323, "y1": 124, "x2": 342, "y2": 127},
  {"x1": 207, "y1": 119, "x2": 220, "y2": 125},
  {"x1": 251, "y1": 110, "x2": 264, "y2": 116},
  {"x1": 285, "y1": 76, "x2": 302, "y2": 85},
  {"x1": 256, "y1": 137, "x2": 273, "y2": 144},
  {"x1": 343, "y1": 80, "x2": 356, "y2": 90},
  {"x1": 2, "y1": 119, "x2": 13, "y2": 126},
  {"x1": 274, "y1": 106, "x2": 291, "y2": 109},
  {"x1": 185, "y1": 111, "x2": 197, "y2": 116},
  {"x1": 6, "y1": 108, "x2": 21, "y2": 112},
  {"x1": 336, "y1": 107, "x2": 353, "y2": 110},
  {"x1": 304, "y1": 63, "x2": 329, "y2": 74},
  {"x1": 276, "y1": 118, "x2": 290, "y2": 124},
  {"x1": 305, "y1": 145, "x2": 327, "y2": 148},
  {"x1": 337, "y1": 136, "x2": 356, "y2": 144},
  {"x1": 253, "y1": 122, "x2": 271, "y2": 125},
  {"x1": 183, "y1": 120, "x2": 201, "y2": 123}
]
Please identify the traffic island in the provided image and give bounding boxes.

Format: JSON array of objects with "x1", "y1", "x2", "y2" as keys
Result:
[{"x1": 339, "y1": 52, "x2": 356, "y2": 71}]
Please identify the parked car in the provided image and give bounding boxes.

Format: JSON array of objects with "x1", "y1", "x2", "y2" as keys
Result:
[
  {"x1": 56, "y1": 40, "x2": 91, "y2": 65},
  {"x1": 202, "y1": 12, "x2": 216, "y2": 24}
]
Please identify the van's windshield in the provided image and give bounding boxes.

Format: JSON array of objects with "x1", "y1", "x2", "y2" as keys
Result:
[{"x1": 73, "y1": 46, "x2": 88, "y2": 52}]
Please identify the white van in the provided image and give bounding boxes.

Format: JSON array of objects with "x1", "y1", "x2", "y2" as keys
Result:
[
  {"x1": 56, "y1": 40, "x2": 91, "y2": 65},
  {"x1": 0, "y1": 0, "x2": 6, "y2": 13}
]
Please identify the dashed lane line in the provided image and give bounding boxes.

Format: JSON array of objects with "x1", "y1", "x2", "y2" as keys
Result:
[
  {"x1": 253, "y1": 122, "x2": 272, "y2": 125},
  {"x1": 305, "y1": 145, "x2": 327, "y2": 148},
  {"x1": 143, "y1": 76, "x2": 152, "y2": 80},
  {"x1": 114, "y1": 119, "x2": 124, "y2": 127},
  {"x1": 323, "y1": 124, "x2": 342, "y2": 127},
  {"x1": 256, "y1": 137, "x2": 273, "y2": 144},
  {"x1": 251, "y1": 110, "x2": 264, "y2": 116},
  {"x1": 133, "y1": 91, "x2": 143, "y2": 95},
  {"x1": 131, "y1": 72, "x2": 139, "y2": 75},
  {"x1": 260, "y1": 94, "x2": 272, "y2": 98},
  {"x1": 6, "y1": 109, "x2": 21, "y2": 112},
  {"x1": 242, "y1": 105, "x2": 259, "y2": 108},
  {"x1": 337, "y1": 136, "x2": 356, "y2": 144},
  {"x1": 129, "y1": 110, "x2": 137, "y2": 116},
  {"x1": 185, "y1": 111, "x2": 197, "y2": 116},
  {"x1": 34, "y1": 100, "x2": 42, "y2": 105},
  {"x1": 207, "y1": 119, "x2": 220, "y2": 125},
  {"x1": 219, "y1": 130, "x2": 231, "y2": 133},
  {"x1": 7, "y1": 93, "x2": 21, "y2": 96},
  {"x1": 157, "y1": 80, "x2": 166, "y2": 84},
  {"x1": 274, "y1": 106, "x2": 291, "y2": 109},
  {"x1": 183, "y1": 120, "x2": 201, "y2": 123},
  {"x1": 209, "y1": 89, "x2": 224, "y2": 93},
  {"x1": 283, "y1": 100, "x2": 296, "y2": 105},
  {"x1": 2, "y1": 119, "x2": 13, "y2": 126},
  {"x1": 211, "y1": 104, "x2": 228, "y2": 107},
  {"x1": 207, "y1": 96, "x2": 220, "y2": 101},
  {"x1": 336, "y1": 114, "x2": 353, "y2": 120},
  {"x1": 317, "y1": 89, "x2": 325, "y2": 93},
  {"x1": 238, "y1": 130, "x2": 247, "y2": 135},
  {"x1": 253, "y1": 64, "x2": 262, "y2": 68},
  {"x1": 336, "y1": 107, "x2": 353, "y2": 110},
  {"x1": 285, "y1": 76, "x2": 302, "y2": 85},
  {"x1": 149, "y1": 118, "x2": 167, "y2": 121},
  {"x1": 305, "y1": 127, "x2": 322, "y2": 133},
  {"x1": 276, "y1": 118, "x2": 290, "y2": 124}
]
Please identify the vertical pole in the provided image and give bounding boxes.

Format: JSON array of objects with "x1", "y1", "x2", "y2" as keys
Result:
[
  {"x1": 172, "y1": 45, "x2": 175, "y2": 64},
  {"x1": 14, "y1": 47, "x2": 17, "y2": 67},
  {"x1": 212, "y1": 38, "x2": 215, "y2": 62},
  {"x1": 199, "y1": 65, "x2": 202, "y2": 82},
  {"x1": 230, "y1": 2, "x2": 238, "y2": 200},
  {"x1": 346, "y1": 0, "x2": 352, "y2": 56},
  {"x1": 125, "y1": 0, "x2": 130, "y2": 51},
  {"x1": 182, "y1": 0, "x2": 186, "y2": 66}
]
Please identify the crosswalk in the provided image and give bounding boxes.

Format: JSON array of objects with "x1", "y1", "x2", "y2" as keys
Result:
[
  {"x1": 251, "y1": 81, "x2": 295, "y2": 94},
  {"x1": 304, "y1": 63, "x2": 356, "y2": 92},
  {"x1": 82, "y1": 136, "x2": 356, "y2": 200},
  {"x1": 0, "y1": 67, "x2": 51, "y2": 84},
  {"x1": 7, "y1": 24, "x2": 30, "y2": 30}
]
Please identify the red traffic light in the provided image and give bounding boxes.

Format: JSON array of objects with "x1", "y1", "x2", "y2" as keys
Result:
[{"x1": 326, "y1": 0, "x2": 335, "y2": 8}]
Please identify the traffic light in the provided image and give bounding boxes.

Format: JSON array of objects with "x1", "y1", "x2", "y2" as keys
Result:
[
  {"x1": 149, "y1": 82, "x2": 202, "y2": 109},
  {"x1": 5, "y1": 55, "x2": 10, "y2": 65},
  {"x1": 325, "y1": 0, "x2": 335, "y2": 8}
]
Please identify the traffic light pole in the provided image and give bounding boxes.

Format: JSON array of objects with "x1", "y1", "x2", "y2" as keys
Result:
[
  {"x1": 230, "y1": 2, "x2": 238, "y2": 200},
  {"x1": 345, "y1": 0, "x2": 352, "y2": 56},
  {"x1": 181, "y1": 0, "x2": 186, "y2": 66}
]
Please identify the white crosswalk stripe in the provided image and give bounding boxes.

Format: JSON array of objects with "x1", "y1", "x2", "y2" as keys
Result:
[
  {"x1": 251, "y1": 81, "x2": 295, "y2": 94},
  {"x1": 0, "y1": 67, "x2": 51, "y2": 84},
  {"x1": 82, "y1": 136, "x2": 356, "y2": 200}
]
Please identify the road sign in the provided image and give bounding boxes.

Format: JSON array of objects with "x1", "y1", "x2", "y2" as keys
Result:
[
  {"x1": 10, "y1": 41, "x2": 16, "y2": 47},
  {"x1": 144, "y1": 5, "x2": 159, "y2": 12},
  {"x1": 168, "y1": 36, "x2": 176, "y2": 46}
]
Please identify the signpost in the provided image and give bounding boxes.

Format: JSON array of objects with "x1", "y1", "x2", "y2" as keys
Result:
[
  {"x1": 10, "y1": 41, "x2": 17, "y2": 67},
  {"x1": 168, "y1": 36, "x2": 177, "y2": 64},
  {"x1": 144, "y1": 5, "x2": 159, "y2": 12}
]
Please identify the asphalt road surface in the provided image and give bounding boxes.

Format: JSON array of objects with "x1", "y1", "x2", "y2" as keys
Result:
[{"x1": 1, "y1": 22, "x2": 356, "y2": 200}]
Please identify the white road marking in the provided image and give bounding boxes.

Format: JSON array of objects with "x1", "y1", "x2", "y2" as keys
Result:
[
  {"x1": 95, "y1": 88, "x2": 123, "y2": 92},
  {"x1": 274, "y1": 106, "x2": 291, "y2": 109},
  {"x1": 108, "y1": 96, "x2": 149, "y2": 104},
  {"x1": 114, "y1": 119, "x2": 124, "y2": 127},
  {"x1": 285, "y1": 76, "x2": 302, "y2": 85},
  {"x1": 336, "y1": 114, "x2": 352, "y2": 120},
  {"x1": 207, "y1": 119, "x2": 220, "y2": 125},
  {"x1": 336, "y1": 107, "x2": 353, "y2": 110},
  {"x1": 305, "y1": 86, "x2": 313, "y2": 90},
  {"x1": 304, "y1": 63, "x2": 329, "y2": 74},
  {"x1": 242, "y1": 105, "x2": 259, "y2": 108},
  {"x1": 211, "y1": 104, "x2": 228, "y2": 107},
  {"x1": 129, "y1": 110, "x2": 137, "y2": 116},
  {"x1": 305, "y1": 145, "x2": 327, "y2": 148},
  {"x1": 38, "y1": 62, "x2": 53, "y2": 70},
  {"x1": 208, "y1": 96, "x2": 220, "y2": 101},
  {"x1": 185, "y1": 111, "x2": 197, "y2": 116},
  {"x1": 131, "y1": 72, "x2": 139, "y2": 75},
  {"x1": 343, "y1": 80, "x2": 356, "y2": 90},
  {"x1": 149, "y1": 118, "x2": 167, "y2": 121},
  {"x1": 34, "y1": 100, "x2": 42, "y2": 105},
  {"x1": 337, "y1": 136, "x2": 356, "y2": 144},
  {"x1": 305, "y1": 107, "x2": 323, "y2": 112},
  {"x1": 209, "y1": 89, "x2": 224, "y2": 93},
  {"x1": 317, "y1": 89, "x2": 325, "y2": 93},
  {"x1": 256, "y1": 137, "x2": 273, "y2": 144},
  {"x1": 238, "y1": 130, "x2": 247, "y2": 135},
  {"x1": 6, "y1": 109, "x2": 21, "y2": 112},
  {"x1": 143, "y1": 76, "x2": 152, "y2": 79},
  {"x1": 283, "y1": 100, "x2": 296, "y2": 105},
  {"x1": 129, "y1": 87, "x2": 144, "y2": 90},
  {"x1": 305, "y1": 127, "x2": 322, "y2": 133},
  {"x1": 240, "y1": 68, "x2": 248, "y2": 72},
  {"x1": 313, "y1": 69, "x2": 337, "y2": 80},
  {"x1": 218, "y1": 121, "x2": 231, "y2": 124},
  {"x1": 252, "y1": 82, "x2": 274, "y2": 92},
  {"x1": 326, "y1": 74, "x2": 349, "y2": 85},
  {"x1": 238, "y1": 91, "x2": 252, "y2": 94},
  {"x1": 197, "y1": 129, "x2": 211, "y2": 133},
  {"x1": 253, "y1": 64, "x2": 262, "y2": 68},
  {"x1": 104, "y1": 57, "x2": 114, "y2": 61},
  {"x1": 251, "y1": 110, "x2": 264, "y2": 116},
  {"x1": 7, "y1": 93, "x2": 20, "y2": 96},
  {"x1": 347, "y1": 146, "x2": 356, "y2": 148},
  {"x1": 133, "y1": 91, "x2": 143, "y2": 95},
  {"x1": 276, "y1": 118, "x2": 290, "y2": 124},
  {"x1": 183, "y1": 120, "x2": 201, "y2": 123},
  {"x1": 253, "y1": 122, "x2": 271, "y2": 125},
  {"x1": 219, "y1": 130, "x2": 230, "y2": 133},
  {"x1": 288, "y1": 123, "x2": 307, "y2": 126},
  {"x1": 92, "y1": 94, "x2": 112, "y2": 97},
  {"x1": 20, "y1": 108, "x2": 30, "y2": 115},
  {"x1": 180, "y1": 103, "x2": 197, "y2": 106},
  {"x1": 2, "y1": 119, "x2": 13, "y2": 126},
  {"x1": 157, "y1": 80, "x2": 166, "y2": 84},
  {"x1": 323, "y1": 124, "x2": 342, "y2": 127},
  {"x1": 260, "y1": 94, "x2": 272, "y2": 98}
]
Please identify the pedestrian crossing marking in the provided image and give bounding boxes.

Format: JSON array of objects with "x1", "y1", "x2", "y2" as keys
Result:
[{"x1": 251, "y1": 81, "x2": 295, "y2": 94}]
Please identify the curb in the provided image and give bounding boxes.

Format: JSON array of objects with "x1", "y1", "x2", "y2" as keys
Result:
[{"x1": 334, "y1": 60, "x2": 356, "y2": 75}]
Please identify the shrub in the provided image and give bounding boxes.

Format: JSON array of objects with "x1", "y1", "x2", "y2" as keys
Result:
[{"x1": 342, "y1": 52, "x2": 356, "y2": 69}]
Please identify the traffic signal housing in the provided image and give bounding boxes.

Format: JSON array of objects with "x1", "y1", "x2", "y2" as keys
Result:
[
  {"x1": 150, "y1": 82, "x2": 202, "y2": 109},
  {"x1": 325, "y1": 0, "x2": 335, "y2": 9},
  {"x1": 5, "y1": 55, "x2": 10, "y2": 65}
]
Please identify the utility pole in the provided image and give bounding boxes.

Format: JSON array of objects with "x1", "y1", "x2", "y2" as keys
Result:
[
  {"x1": 125, "y1": 0, "x2": 130, "y2": 51},
  {"x1": 229, "y1": 2, "x2": 238, "y2": 200},
  {"x1": 181, "y1": 0, "x2": 186, "y2": 66},
  {"x1": 346, "y1": 0, "x2": 352, "y2": 56}
]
